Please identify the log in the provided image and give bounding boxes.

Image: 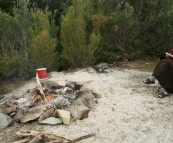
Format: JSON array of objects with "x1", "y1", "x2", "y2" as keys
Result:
[
  {"x1": 12, "y1": 137, "x2": 31, "y2": 143},
  {"x1": 43, "y1": 133, "x2": 71, "y2": 142},
  {"x1": 28, "y1": 134, "x2": 42, "y2": 143}
]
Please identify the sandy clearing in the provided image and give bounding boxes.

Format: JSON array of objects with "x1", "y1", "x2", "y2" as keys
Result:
[{"x1": 1, "y1": 64, "x2": 173, "y2": 143}]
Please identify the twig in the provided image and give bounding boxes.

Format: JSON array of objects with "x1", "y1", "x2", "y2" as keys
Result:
[{"x1": 71, "y1": 133, "x2": 96, "y2": 143}]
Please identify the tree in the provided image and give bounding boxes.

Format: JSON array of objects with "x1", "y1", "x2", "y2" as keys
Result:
[
  {"x1": 28, "y1": 7, "x2": 58, "y2": 72},
  {"x1": 29, "y1": 30, "x2": 56, "y2": 69},
  {"x1": 0, "y1": 0, "x2": 15, "y2": 15},
  {"x1": 13, "y1": 0, "x2": 32, "y2": 57},
  {"x1": 61, "y1": 0, "x2": 100, "y2": 68}
]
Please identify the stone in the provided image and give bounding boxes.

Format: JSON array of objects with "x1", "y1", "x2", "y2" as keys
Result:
[
  {"x1": 65, "y1": 81, "x2": 76, "y2": 89},
  {"x1": 0, "y1": 95, "x2": 16, "y2": 105},
  {"x1": 20, "y1": 108, "x2": 44, "y2": 123},
  {"x1": 39, "y1": 117, "x2": 62, "y2": 125},
  {"x1": 52, "y1": 109, "x2": 59, "y2": 118},
  {"x1": 53, "y1": 80, "x2": 66, "y2": 87},
  {"x1": 91, "y1": 90, "x2": 101, "y2": 98},
  {"x1": 38, "y1": 108, "x2": 54, "y2": 123},
  {"x1": 0, "y1": 95, "x2": 4, "y2": 100},
  {"x1": 69, "y1": 104, "x2": 91, "y2": 120},
  {"x1": 5, "y1": 105, "x2": 17, "y2": 115},
  {"x1": 57, "y1": 109, "x2": 70, "y2": 125},
  {"x1": 76, "y1": 89, "x2": 95, "y2": 108},
  {"x1": 14, "y1": 109, "x2": 24, "y2": 122},
  {"x1": 0, "y1": 105, "x2": 5, "y2": 113},
  {"x1": 0, "y1": 113, "x2": 13, "y2": 128}
]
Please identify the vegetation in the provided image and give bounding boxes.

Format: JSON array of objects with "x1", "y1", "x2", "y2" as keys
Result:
[{"x1": 0, "y1": 0, "x2": 173, "y2": 93}]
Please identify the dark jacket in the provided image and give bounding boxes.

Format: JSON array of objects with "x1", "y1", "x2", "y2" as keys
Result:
[{"x1": 152, "y1": 58, "x2": 173, "y2": 93}]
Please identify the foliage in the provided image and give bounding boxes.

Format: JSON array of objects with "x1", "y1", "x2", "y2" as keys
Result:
[
  {"x1": 13, "y1": 0, "x2": 32, "y2": 57},
  {"x1": 28, "y1": 7, "x2": 58, "y2": 74},
  {"x1": 60, "y1": 0, "x2": 100, "y2": 68},
  {"x1": 0, "y1": 0, "x2": 32, "y2": 80},
  {"x1": 0, "y1": 56, "x2": 22, "y2": 81},
  {"x1": 29, "y1": 30, "x2": 57, "y2": 73},
  {"x1": 0, "y1": 0, "x2": 15, "y2": 15},
  {"x1": 127, "y1": 0, "x2": 173, "y2": 58}
]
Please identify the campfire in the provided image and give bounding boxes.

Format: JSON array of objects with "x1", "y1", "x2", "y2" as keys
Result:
[{"x1": 0, "y1": 73, "x2": 100, "y2": 128}]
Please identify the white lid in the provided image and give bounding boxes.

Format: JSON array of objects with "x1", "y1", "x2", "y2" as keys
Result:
[{"x1": 36, "y1": 68, "x2": 47, "y2": 71}]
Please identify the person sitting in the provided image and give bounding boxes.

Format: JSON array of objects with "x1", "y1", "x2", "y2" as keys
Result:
[{"x1": 143, "y1": 48, "x2": 173, "y2": 98}]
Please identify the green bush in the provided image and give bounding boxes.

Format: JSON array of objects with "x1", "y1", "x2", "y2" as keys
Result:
[{"x1": 0, "y1": 56, "x2": 22, "y2": 81}]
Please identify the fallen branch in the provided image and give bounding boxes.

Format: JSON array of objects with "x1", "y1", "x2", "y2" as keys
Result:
[
  {"x1": 71, "y1": 133, "x2": 96, "y2": 143},
  {"x1": 12, "y1": 137, "x2": 31, "y2": 143}
]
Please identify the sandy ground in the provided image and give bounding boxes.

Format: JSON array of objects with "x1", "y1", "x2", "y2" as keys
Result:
[{"x1": 1, "y1": 62, "x2": 173, "y2": 143}]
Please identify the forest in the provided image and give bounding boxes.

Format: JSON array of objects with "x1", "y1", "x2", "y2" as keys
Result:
[{"x1": 0, "y1": 0, "x2": 173, "y2": 86}]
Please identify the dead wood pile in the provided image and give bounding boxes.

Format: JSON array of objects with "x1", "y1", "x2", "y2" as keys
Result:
[{"x1": 13, "y1": 130, "x2": 95, "y2": 143}]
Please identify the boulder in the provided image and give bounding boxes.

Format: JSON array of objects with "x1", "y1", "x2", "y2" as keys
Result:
[{"x1": 0, "y1": 113, "x2": 13, "y2": 128}]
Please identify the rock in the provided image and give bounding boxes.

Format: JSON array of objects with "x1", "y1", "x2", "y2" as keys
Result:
[
  {"x1": 74, "y1": 83, "x2": 83, "y2": 90},
  {"x1": 61, "y1": 87, "x2": 68, "y2": 94},
  {"x1": 0, "y1": 95, "x2": 16, "y2": 105},
  {"x1": 0, "y1": 105, "x2": 5, "y2": 113},
  {"x1": 66, "y1": 81, "x2": 76, "y2": 89},
  {"x1": 52, "y1": 109, "x2": 59, "y2": 118},
  {"x1": 57, "y1": 109, "x2": 70, "y2": 125},
  {"x1": 69, "y1": 104, "x2": 91, "y2": 120},
  {"x1": 38, "y1": 108, "x2": 54, "y2": 123},
  {"x1": 41, "y1": 80, "x2": 54, "y2": 89},
  {"x1": 5, "y1": 105, "x2": 17, "y2": 115},
  {"x1": 62, "y1": 94, "x2": 76, "y2": 100},
  {"x1": 20, "y1": 108, "x2": 44, "y2": 123},
  {"x1": 0, "y1": 95, "x2": 4, "y2": 100},
  {"x1": 95, "y1": 98, "x2": 99, "y2": 104},
  {"x1": 53, "y1": 80, "x2": 66, "y2": 87},
  {"x1": 0, "y1": 113, "x2": 13, "y2": 128},
  {"x1": 39, "y1": 117, "x2": 62, "y2": 125},
  {"x1": 14, "y1": 109, "x2": 24, "y2": 122},
  {"x1": 76, "y1": 89, "x2": 95, "y2": 108},
  {"x1": 91, "y1": 90, "x2": 101, "y2": 98},
  {"x1": 94, "y1": 63, "x2": 108, "y2": 73},
  {"x1": 53, "y1": 88, "x2": 63, "y2": 94}
]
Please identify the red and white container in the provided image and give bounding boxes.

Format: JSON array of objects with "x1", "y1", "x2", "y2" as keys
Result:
[{"x1": 36, "y1": 68, "x2": 48, "y2": 80}]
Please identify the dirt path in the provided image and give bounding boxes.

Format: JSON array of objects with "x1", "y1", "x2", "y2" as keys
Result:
[{"x1": 1, "y1": 61, "x2": 173, "y2": 143}]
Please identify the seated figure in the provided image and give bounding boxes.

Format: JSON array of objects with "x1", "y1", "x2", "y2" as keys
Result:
[{"x1": 143, "y1": 48, "x2": 173, "y2": 98}]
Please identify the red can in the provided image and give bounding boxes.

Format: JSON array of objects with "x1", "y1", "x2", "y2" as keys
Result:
[{"x1": 36, "y1": 68, "x2": 48, "y2": 80}]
